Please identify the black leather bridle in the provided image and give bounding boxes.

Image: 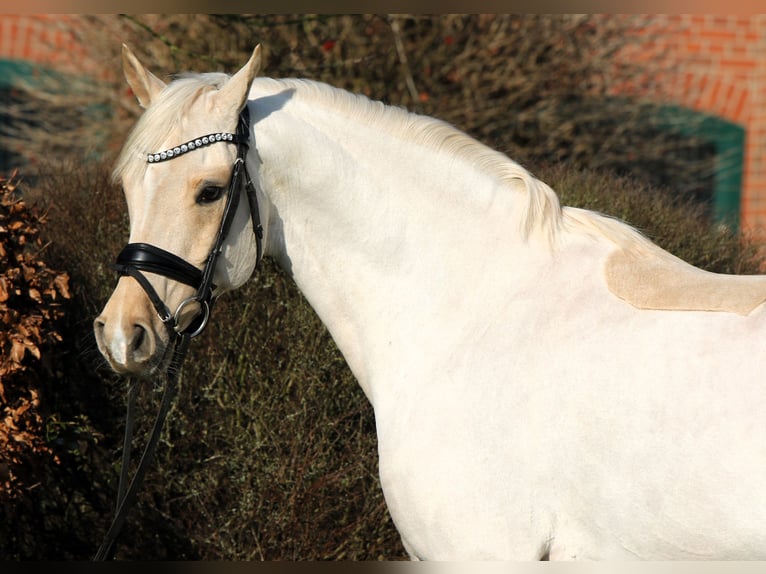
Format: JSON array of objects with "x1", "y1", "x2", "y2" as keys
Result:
[
  {"x1": 111, "y1": 106, "x2": 263, "y2": 338},
  {"x1": 94, "y1": 106, "x2": 263, "y2": 561}
]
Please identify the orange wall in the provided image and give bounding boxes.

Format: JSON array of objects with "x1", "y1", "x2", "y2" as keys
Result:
[
  {"x1": 616, "y1": 15, "x2": 766, "y2": 239},
  {"x1": 0, "y1": 15, "x2": 88, "y2": 73}
]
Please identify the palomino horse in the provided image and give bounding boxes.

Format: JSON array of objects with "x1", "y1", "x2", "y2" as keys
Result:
[{"x1": 95, "y1": 45, "x2": 766, "y2": 560}]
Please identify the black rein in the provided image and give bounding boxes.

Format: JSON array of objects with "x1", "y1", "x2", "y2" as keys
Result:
[{"x1": 94, "y1": 106, "x2": 263, "y2": 560}]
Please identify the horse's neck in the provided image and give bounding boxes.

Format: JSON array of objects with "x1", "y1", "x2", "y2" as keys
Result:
[{"x1": 250, "y1": 84, "x2": 540, "y2": 404}]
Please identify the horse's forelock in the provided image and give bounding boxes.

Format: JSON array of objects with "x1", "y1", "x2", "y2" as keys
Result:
[{"x1": 112, "y1": 73, "x2": 230, "y2": 184}]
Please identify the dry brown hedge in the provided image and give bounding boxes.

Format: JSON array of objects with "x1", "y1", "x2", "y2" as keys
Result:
[{"x1": 0, "y1": 173, "x2": 70, "y2": 500}]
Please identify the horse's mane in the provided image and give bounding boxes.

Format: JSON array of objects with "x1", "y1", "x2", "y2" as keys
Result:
[
  {"x1": 260, "y1": 77, "x2": 567, "y2": 245},
  {"x1": 115, "y1": 72, "x2": 656, "y2": 254},
  {"x1": 261, "y1": 78, "x2": 657, "y2": 253}
]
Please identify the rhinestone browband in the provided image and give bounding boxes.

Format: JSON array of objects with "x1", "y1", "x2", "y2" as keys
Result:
[{"x1": 147, "y1": 132, "x2": 236, "y2": 163}]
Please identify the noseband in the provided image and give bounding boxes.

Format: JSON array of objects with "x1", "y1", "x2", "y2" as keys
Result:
[
  {"x1": 94, "y1": 106, "x2": 263, "y2": 561},
  {"x1": 111, "y1": 106, "x2": 263, "y2": 338}
]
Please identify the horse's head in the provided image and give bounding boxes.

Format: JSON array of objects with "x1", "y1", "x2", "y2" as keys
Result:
[{"x1": 94, "y1": 45, "x2": 262, "y2": 376}]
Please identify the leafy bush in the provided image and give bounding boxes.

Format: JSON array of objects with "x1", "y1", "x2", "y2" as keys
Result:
[
  {"x1": 0, "y1": 174, "x2": 70, "y2": 500},
  {"x1": 0, "y1": 174, "x2": 109, "y2": 560}
]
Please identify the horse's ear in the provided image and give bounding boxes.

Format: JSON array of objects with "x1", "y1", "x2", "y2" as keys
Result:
[
  {"x1": 122, "y1": 44, "x2": 166, "y2": 109},
  {"x1": 216, "y1": 45, "x2": 262, "y2": 117}
]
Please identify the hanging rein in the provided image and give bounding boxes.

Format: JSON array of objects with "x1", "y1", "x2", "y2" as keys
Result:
[{"x1": 94, "y1": 106, "x2": 263, "y2": 560}]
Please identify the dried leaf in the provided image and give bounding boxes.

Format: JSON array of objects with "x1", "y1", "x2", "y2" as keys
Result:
[
  {"x1": 21, "y1": 264, "x2": 35, "y2": 282},
  {"x1": 13, "y1": 402, "x2": 30, "y2": 419},
  {"x1": 24, "y1": 341, "x2": 40, "y2": 360},
  {"x1": 54, "y1": 274, "x2": 71, "y2": 299},
  {"x1": 28, "y1": 288, "x2": 42, "y2": 303},
  {"x1": 10, "y1": 339, "x2": 25, "y2": 363},
  {"x1": 28, "y1": 288, "x2": 42, "y2": 302}
]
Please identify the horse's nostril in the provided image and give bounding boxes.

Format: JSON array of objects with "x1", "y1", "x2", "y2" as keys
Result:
[
  {"x1": 93, "y1": 318, "x2": 107, "y2": 348},
  {"x1": 130, "y1": 324, "x2": 147, "y2": 352}
]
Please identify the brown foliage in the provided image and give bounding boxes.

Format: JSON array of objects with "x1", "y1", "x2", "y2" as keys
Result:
[{"x1": 0, "y1": 173, "x2": 71, "y2": 500}]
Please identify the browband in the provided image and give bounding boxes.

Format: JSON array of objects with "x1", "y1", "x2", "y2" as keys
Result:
[{"x1": 147, "y1": 132, "x2": 242, "y2": 163}]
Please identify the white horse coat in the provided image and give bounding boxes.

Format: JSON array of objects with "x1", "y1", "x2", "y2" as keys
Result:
[{"x1": 95, "y1": 46, "x2": 766, "y2": 560}]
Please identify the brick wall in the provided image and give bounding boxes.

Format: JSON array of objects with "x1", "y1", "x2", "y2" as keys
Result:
[
  {"x1": 618, "y1": 15, "x2": 766, "y2": 240},
  {"x1": 0, "y1": 14, "x2": 89, "y2": 74}
]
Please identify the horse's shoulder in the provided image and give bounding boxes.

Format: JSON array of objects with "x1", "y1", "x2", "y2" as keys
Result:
[{"x1": 604, "y1": 245, "x2": 766, "y2": 315}]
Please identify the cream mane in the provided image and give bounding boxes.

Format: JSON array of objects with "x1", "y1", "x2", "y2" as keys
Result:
[
  {"x1": 257, "y1": 78, "x2": 660, "y2": 253},
  {"x1": 115, "y1": 72, "x2": 656, "y2": 254}
]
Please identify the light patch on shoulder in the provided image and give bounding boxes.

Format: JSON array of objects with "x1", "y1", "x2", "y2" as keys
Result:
[{"x1": 604, "y1": 248, "x2": 766, "y2": 316}]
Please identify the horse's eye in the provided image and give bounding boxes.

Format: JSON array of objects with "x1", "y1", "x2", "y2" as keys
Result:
[{"x1": 197, "y1": 186, "x2": 225, "y2": 204}]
